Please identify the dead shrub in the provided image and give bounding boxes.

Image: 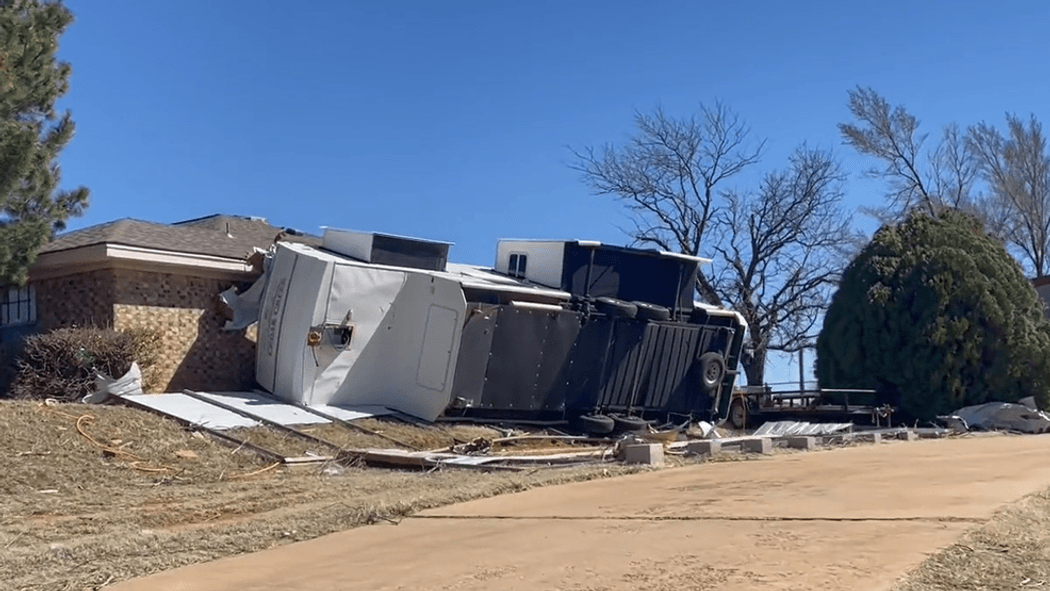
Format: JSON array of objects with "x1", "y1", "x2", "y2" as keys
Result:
[{"x1": 8, "y1": 327, "x2": 140, "y2": 401}]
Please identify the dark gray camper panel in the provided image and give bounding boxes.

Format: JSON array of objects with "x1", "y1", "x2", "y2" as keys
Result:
[{"x1": 448, "y1": 300, "x2": 743, "y2": 422}]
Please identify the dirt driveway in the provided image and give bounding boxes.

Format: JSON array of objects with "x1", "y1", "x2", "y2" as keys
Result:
[{"x1": 111, "y1": 434, "x2": 1050, "y2": 591}]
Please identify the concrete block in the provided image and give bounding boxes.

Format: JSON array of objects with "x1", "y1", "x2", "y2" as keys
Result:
[
  {"x1": 785, "y1": 436, "x2": 815, "y2": 450},
  {"x1": 900, "y1": 430, "x2": 918, "y2": 442},
  {"x1": 740, "y1": 438, "x2": 773, "y2": 454},
  {"x1": 624, "y1": 443, "x2": 664, "y2": 466},
  {"x1": 684, "y1": 440, "x2": 722, "y2": 457},
  {"x1": 853, "y1": 432, "x2": 882, "y2": 444}
]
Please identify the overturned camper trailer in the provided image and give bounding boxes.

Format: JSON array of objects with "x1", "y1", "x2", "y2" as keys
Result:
[{"x1": 237, "y1": 229, "x2": 747, "y2": 428}]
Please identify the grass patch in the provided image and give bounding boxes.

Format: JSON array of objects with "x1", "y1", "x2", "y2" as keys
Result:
[
  {"x1": 895, "y1": 488, "x2": 1050, "y2": 590},
  {"x1": 0, "y1": 400, "x2": 642, "y2": 591}
]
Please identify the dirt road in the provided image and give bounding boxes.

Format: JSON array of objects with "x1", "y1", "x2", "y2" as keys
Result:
[{"x1": 111, "y1": 434, "x2": 1050, "y2": 591}]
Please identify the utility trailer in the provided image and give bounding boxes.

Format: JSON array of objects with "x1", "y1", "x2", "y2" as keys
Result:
[
  {"x1": 724, "y1": 386, "x2": 895, "y2": 430},
  {"x1": 237, "y1": 229, "x2": 748, "y2": 433}
]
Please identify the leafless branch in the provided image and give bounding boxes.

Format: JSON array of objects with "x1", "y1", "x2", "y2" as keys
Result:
[{"x1": 968, "y1": 113, "x2": 1050, "y2": 277}]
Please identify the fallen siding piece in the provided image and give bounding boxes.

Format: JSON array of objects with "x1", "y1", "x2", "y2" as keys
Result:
[
  {"x1": 181, "y1": 390, "x2": 344, "y2": 454},
  {"x1": 116, "y1": 395, "x2": 287, "y2": 463},
  {"x1": 192, "y1": 391, "x2": 330, "y2": 426},
  {"x1": 752, "y1": 421, "x2": 853, "y2": 437},
  {"x1": 120, "y1": 393, "x2": 259, "y2": 430},
  {"x1": 311, "y1": 404, "x2": 392, "y2": 422}
]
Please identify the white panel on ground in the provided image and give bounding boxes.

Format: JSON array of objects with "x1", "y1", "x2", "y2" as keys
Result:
[
  {"x1": 190, "y1": 391, "x2": 331, "y2": 426},
  {"x1": 416, "y1": 304, "x2": 460, "y2": 391},
  {"x1": 121, "y1": 393, "x2": 259, "y2": 430},
  {"x1": 311, "y1": 404, "x2": 393, "y2": 421}
]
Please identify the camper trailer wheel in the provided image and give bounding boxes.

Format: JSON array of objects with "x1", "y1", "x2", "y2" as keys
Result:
[
  {"x1": 698, "y1": 352, "x2": 726, "y2": 395},
  {"x1": 595, "y1": 297, "x2": 637, "y2": 319},
  {"x1": 579, "y1": 414, "x2": 616, "y2": 435},
  {"x1": 631, "y1": 301, "x2": 671, "y2": 322},
  {"x1": 728, "y1": 398, "x2": 748, "y2": 430},
  {"x1": 610, "y1": 413, "x2": 649, "y2": 432}
]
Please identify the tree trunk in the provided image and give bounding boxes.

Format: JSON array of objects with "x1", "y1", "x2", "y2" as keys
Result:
[{"x1": 741, "y1": 345, "x2": 766, "y2": 387}]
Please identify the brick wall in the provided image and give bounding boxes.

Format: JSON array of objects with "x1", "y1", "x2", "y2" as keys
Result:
[
  {"x1": 110, "y1": 268, "x2": 257, "y2": 392},
  {"x1": 35, "y1": 270, "x2": 117, "y2": 331},
  {"x1": 32, "y1": 266, "x2": 258, "y2": 393}
]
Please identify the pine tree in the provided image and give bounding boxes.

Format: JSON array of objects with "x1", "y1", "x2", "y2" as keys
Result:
[{"x1": 0, "y1": 0, "x2": 87, "y2": 284}]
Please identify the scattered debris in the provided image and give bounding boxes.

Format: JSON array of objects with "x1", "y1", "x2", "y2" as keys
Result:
[
  {"x1": 752, "y1": 421, "x2": 853, "y2": 437},
  {"x1": 83, "y1": 362, "x2": 143, "y2": 403},
  {"x1": 939, "y1": 402, "x2": 1050, "y2": 434}
]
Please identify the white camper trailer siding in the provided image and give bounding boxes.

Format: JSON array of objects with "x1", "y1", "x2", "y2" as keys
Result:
[
  {"x1": 317, "y1": 271, "x2": 465, "y2": 419},
  {"x1": 495, "y1": 240, "x2": 565, "y2": 288},
  {"x1": 256, "y1": 243, "x2": 334, "y2": 396},
  {"x1": 256, "y1": 242, "x2": 466, "y2": 420}
]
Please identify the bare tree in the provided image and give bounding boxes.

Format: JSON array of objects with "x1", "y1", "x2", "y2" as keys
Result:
[
  {"x1": 840, "y1": 87, "x2": 978, "y2": 220},
  {"x1": 569, "y1": 103, "x2": 763, "y2": 305},
  {"x1": 711, "y1": 148, "x2": 854, "y2": 385},
  {"x1": 968, "y1": 114, "x2": 1050, "y2": 278},
  {"x1": 571, "y1": 105, "x2": 854, "y2": 385}
]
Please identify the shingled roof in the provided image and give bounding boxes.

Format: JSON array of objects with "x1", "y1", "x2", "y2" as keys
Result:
[{"x1": 40, "y1": 215, "x2": 320, "y2": 261}]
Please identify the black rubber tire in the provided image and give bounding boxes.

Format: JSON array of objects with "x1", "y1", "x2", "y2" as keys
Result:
[
  {"x1": 579, "y1": 414, "x2": 615, "y2": 435},
  {"x1": 610, "y1": 413, "x2": 649, "y2": 432},
  {"x1": 698, "y1": 352, "x2": 727, "y2": 395},
  {"x1": 595, "y1": 297, "x2": 637, "y2": 319},
  {"x1": 728, "y1": 398, "x2": 748, "y2": 430},
  {"x1": 631, "y1": 301, "x2": 671, "y2": 322}
]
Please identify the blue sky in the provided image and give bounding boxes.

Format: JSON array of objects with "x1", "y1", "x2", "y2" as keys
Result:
[{"x1": 54, "y1": 0, "x2": 1050, "y2": 386}]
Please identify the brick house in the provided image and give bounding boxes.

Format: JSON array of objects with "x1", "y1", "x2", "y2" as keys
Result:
[{"x1": 4, "y1": 214, "x2": 316, "y2": 392}]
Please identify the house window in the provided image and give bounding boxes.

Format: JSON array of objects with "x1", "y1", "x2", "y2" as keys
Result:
[
  {"x1": 508, "y1": 253, "x2": 527, "y2": 279},
  {"x1": 1, "y1": 285, "x2": 36, "y2": 326}
]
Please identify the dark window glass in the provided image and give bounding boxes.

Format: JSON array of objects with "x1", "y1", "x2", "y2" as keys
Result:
[{"x1": 508, "y1": 253, "x2": 528, "y2": 278}]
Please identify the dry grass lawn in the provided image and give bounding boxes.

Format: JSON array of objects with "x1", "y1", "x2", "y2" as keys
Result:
[
  {"x1": 895, "y1": 487, "x2": 1050, "y2": 590},
  {"x1": 0, "y1": 400, "x2": 643, "y2": 591}
]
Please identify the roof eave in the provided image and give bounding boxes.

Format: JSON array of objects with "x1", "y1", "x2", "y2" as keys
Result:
[{"x1": 29, "y1": 243, "x2": 257, "y2": 281}]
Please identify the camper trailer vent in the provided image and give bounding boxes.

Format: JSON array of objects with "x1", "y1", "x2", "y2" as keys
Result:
[{"x1": 322, "y1": 229, "x2": 452, "y2": 272}]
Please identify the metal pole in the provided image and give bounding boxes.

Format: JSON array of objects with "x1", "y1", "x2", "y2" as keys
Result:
[{"x1": 799, "y1": 349, "x2": 805, "y2": 394}]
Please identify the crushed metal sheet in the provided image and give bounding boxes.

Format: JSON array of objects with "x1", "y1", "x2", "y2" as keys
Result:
[
  {"x1": 940, "y1": 402, "x2": 1050, "y2": 434},
  {"x1": 120, "y1": 393, "x2": 259, "y2": 430},
  {"x1": 189, "y1": 391, "x2": 331, "y2": 426},
  {"x1": 85, "y1": 362, "x2": 143, "y2": 403},
  {"x1": 752, "y1": 421, "x2": 853, "y2": 437}
]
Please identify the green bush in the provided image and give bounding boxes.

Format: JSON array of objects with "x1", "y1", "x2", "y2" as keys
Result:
[
  {"x1": 816, "y1": 210, "x2": 1050, "y2": 421},
  {"x1": 8, "y1": 327, "x2": 161, "y2": 402}
]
